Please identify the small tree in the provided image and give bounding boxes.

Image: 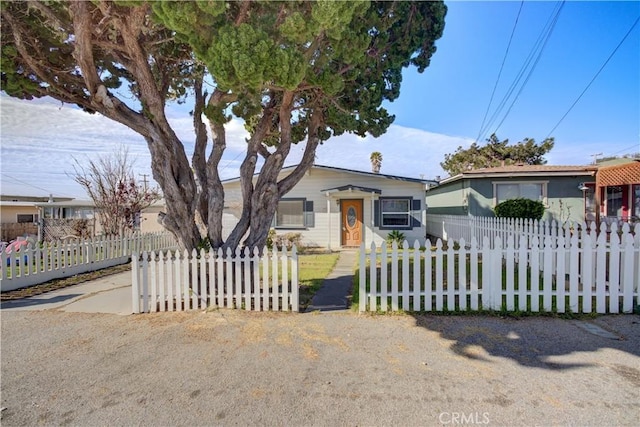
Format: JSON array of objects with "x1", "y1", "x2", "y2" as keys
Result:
[
  {"x1": 370, "y1": 152, "x2": 383, "y2": 174},
  {"x1": 73, "y1": 148, "x2": 162, "y2": 236},
  {"x1": 494, "y1": 198, "x2": 545, "y2": 221}
]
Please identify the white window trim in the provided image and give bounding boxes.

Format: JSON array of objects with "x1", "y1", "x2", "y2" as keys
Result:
[
  {"x1": 380, "y1": 197, "x2": 411, "y2": 228},
  {"x1": 492, "y1": 180, "x2": 549, "y2": 207},
  {"x1": 16, "y1": 213, "x2": 38, "y2": 223}
]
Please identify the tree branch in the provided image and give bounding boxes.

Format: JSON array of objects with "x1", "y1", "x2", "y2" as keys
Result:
[
  {"x1": 278, "y1": 110, "x2": 322, "y2": 195},
  {"x1": 69, "y1": 1, "x2": 102, "y2": 97}
]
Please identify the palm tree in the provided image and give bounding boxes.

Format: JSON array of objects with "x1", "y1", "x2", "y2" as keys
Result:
[{"x1": 370, "y1": 152, "x2": 382, "y2": 174}]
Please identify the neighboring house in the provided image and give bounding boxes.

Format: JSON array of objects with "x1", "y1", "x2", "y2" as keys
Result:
[
  {"x1": 34, "y1": 199, "x2": 100, "y2": 240},
  {"x1": 425, "y1": 165, "x2": 598, "y2": 223},
  {"x1": 222, "y1": 164, "x2": 436, "y2": 249},
  {"x1": 0, "y1": 201, "x2": 40, "y2": 242},
  {"x1": 589, "y1": 159, "x2": 640, "y2": 224},
  {"x1": 140, "y1": 200, "x2": 168, "y2": 234},
  {"x1": 0, "y1": 195, "x2": 73, "y2": 241}
]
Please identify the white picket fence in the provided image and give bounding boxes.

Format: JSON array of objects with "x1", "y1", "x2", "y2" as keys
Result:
[
  {"x1": 359, "y1": 227, "x2": 640, "y2": 314},
  {"x1": 132, "y1": 246, "x2": 299, "y2": 313},
  {"x1": 425, "y1": 214, "x2": 637, "y2": 249},
  {"x1": 0, "y1": 232, "x2": 177, "y2": 292}
]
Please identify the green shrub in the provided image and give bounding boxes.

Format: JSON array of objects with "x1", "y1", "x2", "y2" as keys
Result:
[
  {"x1": 196, "y1": 236, "x2": 211, "y2": 251},
  {"x1": 266, "y1": 228, "x2": 277, "y2": 250},
  {"x1": 386, "y1": 230, "x2": 406, "y2": 246},
  {"x1": 494, "y1": 198, "x2": 545, "y2": 220},
  {"x1": 268, "y1": 230, "x2": 303, "y2": 251}
]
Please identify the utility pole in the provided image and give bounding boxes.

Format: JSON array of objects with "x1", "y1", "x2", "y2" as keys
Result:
[
  {"x1": 139, "y1": 173, "x2": 149, "y2": 191},
  {"x1": 590, "y1": 152, "x2": 603, "y2": 165}
]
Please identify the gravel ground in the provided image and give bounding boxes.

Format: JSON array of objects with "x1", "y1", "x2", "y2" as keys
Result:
[{"x1": 1, "y1": 310, "x2": 639, "y2": 426}]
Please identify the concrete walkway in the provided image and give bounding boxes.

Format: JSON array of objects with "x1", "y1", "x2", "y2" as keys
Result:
[
  {"x1": 0, "y1": 271, "x2": 133, "y2": 315},
  {"x1": 305, "y1": 250, "x2": 357, "y2": 313}
]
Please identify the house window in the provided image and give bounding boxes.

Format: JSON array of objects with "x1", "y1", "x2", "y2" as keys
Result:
[
  {"x1": 606, "y1": 186, "x2": 624, "y2": 218},
  {"x1": 274, "y1": 199, "x2": 314, "y2": 229},
  {"x1": 494, "y1": 182, "x2": 547, "y2": 206},
  {"x1": 584, "y1": 184, "x2": 597, "y2": 222},
  {"x1": 17, "y1": 214, "x2": 38, "y2": 223},
  {"x1": 633, "y1": 185, "x2": 640, "y2": 219},
  {"x1": 381, "y1": 198, "x2": 410, "y2": 227}
]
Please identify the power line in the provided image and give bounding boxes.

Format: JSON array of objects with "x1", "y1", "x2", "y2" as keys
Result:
[
  {"x1": 219, "y1": 150, "x2": 246, "y2": 173},
  {"x1": 0, "y1": 172, "x2": 78, "y2": 198},
  {"x1": 606, "y1": 143, "x2": 640, "y2": 157},
  {"x1": 492, "y1": 1, "x2": 565, "y2": 136},
  {"x1": 477, "y1": 1, "x2": 565, "y2": 142},
  {"x1": 474, "y1": 1, "x2": 524, "y2": 144},
  {"x1": 545, "y1": 15, "x2": 640, "y2": 138}
]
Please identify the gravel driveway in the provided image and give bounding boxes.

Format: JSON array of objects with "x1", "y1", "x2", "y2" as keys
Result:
[{"x1": 2, "y1": 310, "x2": 639, "y2": 426}]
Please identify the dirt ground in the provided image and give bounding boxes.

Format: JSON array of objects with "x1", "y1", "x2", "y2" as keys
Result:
[{"x1": 1, "y1": 310, "x2": 639, "y2": 426}]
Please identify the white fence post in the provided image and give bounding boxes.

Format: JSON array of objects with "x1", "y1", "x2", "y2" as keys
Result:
[
  {"x1": 291, "y1": 245, "x2": 299, "y2": 312},
  {"x1": 359, "y1": 243, "x2": 366, "y2": 312},
  {"x1": 132, "y1": 251, "x2": 140, "y2": 314}
]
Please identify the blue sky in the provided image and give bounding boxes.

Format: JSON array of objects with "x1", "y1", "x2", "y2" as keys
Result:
[
  {"x1": 390, "y1": 1, "x2": 639, "y2": 149},
  {"x1": 1, "y1": 0, "x2": 639, "y2": 198}
]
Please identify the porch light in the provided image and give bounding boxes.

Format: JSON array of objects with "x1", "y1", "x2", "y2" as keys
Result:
[{"x1": 578, "y1": 183, "x2": 589, "y2": 191}]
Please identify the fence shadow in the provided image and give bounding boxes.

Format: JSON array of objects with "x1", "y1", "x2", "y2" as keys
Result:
[
  {"x1": 1, "y1": 293, "x2": 82, "y2": 309},
  {"x1": 409, "y1": 313, "x2": 640, "y2": 371},
  {"x1": 305, "y1": 274, "x2": 353, "y2": 312}
]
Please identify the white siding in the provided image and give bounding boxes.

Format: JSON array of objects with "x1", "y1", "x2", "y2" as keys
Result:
[{"x1": 223, "y1": 167, "x2": 427, "y2": 249}]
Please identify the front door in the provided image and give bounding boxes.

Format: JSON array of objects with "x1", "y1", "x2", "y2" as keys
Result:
[{"x1": 341, "y1": 199, "x2": 363, "y2": 246}]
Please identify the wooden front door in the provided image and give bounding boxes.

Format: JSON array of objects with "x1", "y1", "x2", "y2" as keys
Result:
[{"x1": 341, "y1": 199, "x2": 363, "y2": 246}]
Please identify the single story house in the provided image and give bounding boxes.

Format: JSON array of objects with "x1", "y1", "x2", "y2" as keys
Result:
[
  {"x1": 222, "y1": 164, "x2": 436, "y2": 249},
  {"x1": 0, "y1": 200, "x2": 40, "y2": 242},
  {"x1": 0, "y1": 195, "x2": 73, "y2": 241},
  {"x1": 425, "y1": 165, "x2": 598, "y2": 223},
  {"x1": 33, "y1": 199, "x2": 100, "y2": 240}
]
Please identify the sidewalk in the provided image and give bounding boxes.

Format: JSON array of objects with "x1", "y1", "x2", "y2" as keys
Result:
[
  {"x1": 0, "y1": 271, "x2": 133, "y2": 315},
  {"x1": 305, "y1": 250, "x2": 357, "y2": 313}
]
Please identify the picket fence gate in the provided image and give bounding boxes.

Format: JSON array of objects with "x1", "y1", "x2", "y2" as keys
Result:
[
  {"x1": 132, "y1": 246, "x2": 299, "y2": 313},
  {"x1": 359, "y1": 227, "x2": 640, "y2": 314},
  {"x1": 0, "y1": 232, "x2": 176, "y2": 292}
]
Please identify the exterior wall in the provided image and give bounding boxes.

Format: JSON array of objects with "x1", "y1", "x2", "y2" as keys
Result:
[
  {"x1": 427, "y1": 176, "x2": 590, "y2": 223},
  {"x1": 223, "y1": 167, "x2": 427, "y2": 249},
  {"x1": 140, "y1": 206, "x2": 166, "y2": 234},
  {"x1": 0, "y1": 205, "x2": 39, "y2": 224},
  {"x1": 545, "y1": 176, "x2": 590, "y2": 223},
  {"x1": 0, "y1": 205, "x2": 40, "y2": 241},
  {"x1": 425, "y1": 181, "x2": 467, "y2": 215}
]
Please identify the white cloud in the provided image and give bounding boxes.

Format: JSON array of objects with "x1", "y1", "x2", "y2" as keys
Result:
[
  {"x1": 5, "y1": 94, "x2": 626, "y2": 200},
  {"x1": 292, "y1": 126, "x2": 473, "y2": 180}
]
